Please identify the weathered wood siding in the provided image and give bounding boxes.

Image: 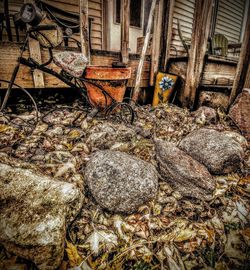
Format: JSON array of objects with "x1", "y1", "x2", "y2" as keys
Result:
[
  {"x1": 0, "y1": 42, "x2": 150, "y2": 88},
  {"x1": 170, "y1": 0, "x2": 195, "y2": 57},
  {"x1": 168, "y1": 57, "x2": 237, "y2": 86},
  {"x1": 0, "y1": 0, "x2": 25, "y2": 41},
  {"x1": 215, "y1": 0, "x2": 246, "y2": 43},
  {"x1": 0, "y1": 0, "x2": 103, "y2": 49}
]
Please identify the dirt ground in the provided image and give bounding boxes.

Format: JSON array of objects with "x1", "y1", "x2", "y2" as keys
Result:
[{"x1": 0, "y1": 90, "x2": 249, "y2": 270}]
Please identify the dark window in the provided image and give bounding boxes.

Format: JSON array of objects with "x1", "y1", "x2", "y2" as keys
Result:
[
  {"x1": 115, "y1": 0, "x2": 121, "y2": 24},
  {"x1": 115, "y1": 0, "x2": 142, "y2": 28},
  {"x1": 130, "y1": 0, "x2": 141, "y2": 27}
]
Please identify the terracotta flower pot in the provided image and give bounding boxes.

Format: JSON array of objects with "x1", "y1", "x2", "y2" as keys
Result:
[{"x1": 83, "y1": 66, "x2": 131, "y2": 109}]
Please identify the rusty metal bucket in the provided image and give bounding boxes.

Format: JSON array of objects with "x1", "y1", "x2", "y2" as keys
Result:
[{"x1": 83, "y1": 66, "x2": 131, "y2": 109}]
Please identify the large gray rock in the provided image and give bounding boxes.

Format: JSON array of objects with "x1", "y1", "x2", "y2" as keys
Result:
[
  {"x1": 85, "y1": 150, "x2": 158, "y2": 213},
  {"x1": 155, "y1": 140, "x2": 215, "y2": 200},
  {"x1": 0, "y1": 163, "x2": 83, "y2": 270},
  {"x1": 179, "y1": 128, "x2": 244, "y2": 174}
]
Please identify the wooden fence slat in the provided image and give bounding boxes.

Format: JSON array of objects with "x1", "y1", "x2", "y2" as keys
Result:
[{"x1": 182, "y1": 0, "x2": 213, "y2": 108}]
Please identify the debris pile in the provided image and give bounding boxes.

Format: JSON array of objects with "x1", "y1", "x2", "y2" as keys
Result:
[{"x1": 0, "y1": 98, "x2": 249, "y2": 270}]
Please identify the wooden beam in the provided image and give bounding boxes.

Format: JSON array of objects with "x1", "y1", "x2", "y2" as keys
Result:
[
  {"x1": 102, "y1": 0, "x2": 110, "y2": 50},
  {"x1": 28, "y1": 38, "x2": 45, "y2": 88},
  {"x1": 79, "y1": 0, "x2": 90, "y2": 62},
  {"x1": 163, "y1": 0, "x2": 175, "y2": 71},
  {"x1": 25, "y1": 0, "x2": 44, "y2": 88},
  {"x1": 182, "y1": 0, "x2": 213, "y2": 109},
  {"x1": 150, "y1": 0, "x2": 164, "y2": 86},
  {"x1": 4, "y1": 0, "x2": 13, "y2": 41},
  {"x1": 120, "y1": 0, "x2": 130, "y2": 64},
  {"x1": 158, "y1": 0, "x2": 175, "y2": 71},
  {"x1": 131, "y1": 0, "x2": 158, "y2": 103},
  {"x1": 229, "y1": 4, "x2": 250, "y2": 105}
]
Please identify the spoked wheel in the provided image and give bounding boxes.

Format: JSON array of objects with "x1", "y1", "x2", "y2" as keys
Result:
[
  {"x1": 105, "y1": 102, "x2": 136, "y2": 124},
  {"x1": 0, "y1": 80, "x2": 39, "y2": 126}
]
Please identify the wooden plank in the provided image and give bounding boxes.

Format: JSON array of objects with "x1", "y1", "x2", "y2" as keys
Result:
[
  {"x1": 120, "y1": 0, "x2": 130, "y2": 64},
  {"x1": 163, "y1": 0, "x2": 175, "y2": 70},
  {"x1": 25, "y1": 0, "x2": 44, "y2": 88},
  {"x1": 28, "y1": 38, "x2": 45, "y2": 88},
  {"x1": 4, "y1": 0, "x2": 13, "y2": 41},
  {"x1": 150, "y1": 0, "x2": 163, "y2": 85},
  {"x1": 131, "y1": 0, "x2": 158, "y2": 103},
  {"x1": 182, "y1": 0, "x2": 213, "y2": 108},
  {"x1": 102, "y1": 0, "x2": 109, "y2": 50},
  {"x1": 168, "y1": 58, "x2": 237, "y2": 84},
  {"x1": 229, "y1": 5, "x2": 250, "y2": 104},
  {"x1": 79, "y1": 0, "x2": 90, "y2": 61}
]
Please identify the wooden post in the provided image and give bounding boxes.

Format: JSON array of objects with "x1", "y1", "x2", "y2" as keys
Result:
[
  {"x1": 79, "y1": 0, "x2": 90, "y2": 62},
  {"x1": 163, "y1": 0, "x2": 175, "y2": 70},
  {"x1": 150, "y1": 0, "x2": 164, "y2": 86},
  {"x1": 4, "y1": 0, "x2": 13, "y2": 41},
  {"x1": 28, "y1": 38, "x2": 45, "y2": 88},
  {"x1": 182, "y1": 0, "x2": 213, "y2": 109},
  {"x1": 131, "y1": 0, "x2": 158, "y2": 103},
  {"x1": 229, "y1": 4, "x2": 250, "y2": 105},
  {"x1": 120, "y1": 0, "x2": 130, "y2": 64},
  {"x1": 158, "y1": 0, "x2": 175, "y2": 71},
  {"x1": 102, "y1": 0, "x2": 110, "y2": 50},
  {"x1": 25, "y1": 0, "x2": 44, "y2": 88}
]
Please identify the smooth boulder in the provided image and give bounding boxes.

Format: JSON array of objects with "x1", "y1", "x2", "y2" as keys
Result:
[
  {"x1": 155, "y1": 140, "x2": 215, "y2": 200},
  {"x1": 179, "y1": 128, "x2": 244, "y2": 174},
  {"x1": 0, "y1": 163, "x2": 83, "y2": 270},
  {"x1": 85, "y1": 150, "x2": 158, "y2": 213}
]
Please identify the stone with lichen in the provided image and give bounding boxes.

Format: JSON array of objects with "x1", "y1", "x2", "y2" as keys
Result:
[
  {"x1": 0, "y1": 163, "x2": 83, "y2": 270},
  {"x1": 155, "y1": 139, "x2": 215, "y2": 200},
  {"x1": 179, "y1": 128, "x2": 244, "y2": 174},
  {"x1": 85, "y1": 150, "x2": 158, "y2": 213}
]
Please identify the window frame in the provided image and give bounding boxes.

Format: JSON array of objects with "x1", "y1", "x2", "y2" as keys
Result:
[{"x1": 113, "y1": 0, "x2": 144, "y2": 30}]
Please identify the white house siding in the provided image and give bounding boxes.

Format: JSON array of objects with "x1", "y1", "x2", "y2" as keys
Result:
[
  {"x1": 170, "y1": 0, "x2": 195, "y2": 57},
  {"x1": 1, "y1": 0, "x2": 103, "y2": 50},
  {"x1": 215, "y1": 0, "x2": 246, "y2": 43}
]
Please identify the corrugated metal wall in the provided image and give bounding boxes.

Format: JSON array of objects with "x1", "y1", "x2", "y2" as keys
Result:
[
  {"x1": 0, "y1": 0, "x2": 103, "y2": 50},
  {"x1": 215, "y1": 0, "x2": 245, "y2": 43},
  {"x1": 170, "y1": 0, "x2": 195, "y2": 57}
]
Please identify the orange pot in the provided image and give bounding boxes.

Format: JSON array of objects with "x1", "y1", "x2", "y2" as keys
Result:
[{"x1": 83, "y1": 66, "x2": 131, "y2": 109}]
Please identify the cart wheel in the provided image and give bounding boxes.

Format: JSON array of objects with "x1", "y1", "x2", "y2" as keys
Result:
[
  {"x1": 0, "y1": 79, "x2": 39, "y2": 126},
  {"x1": 106, "y1": 102, "x2": 136, "y2": 124}
]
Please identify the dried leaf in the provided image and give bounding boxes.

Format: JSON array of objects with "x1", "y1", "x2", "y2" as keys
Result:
[{"x1": 65, "y1": 241, "x2": 82, "y2": 267}]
